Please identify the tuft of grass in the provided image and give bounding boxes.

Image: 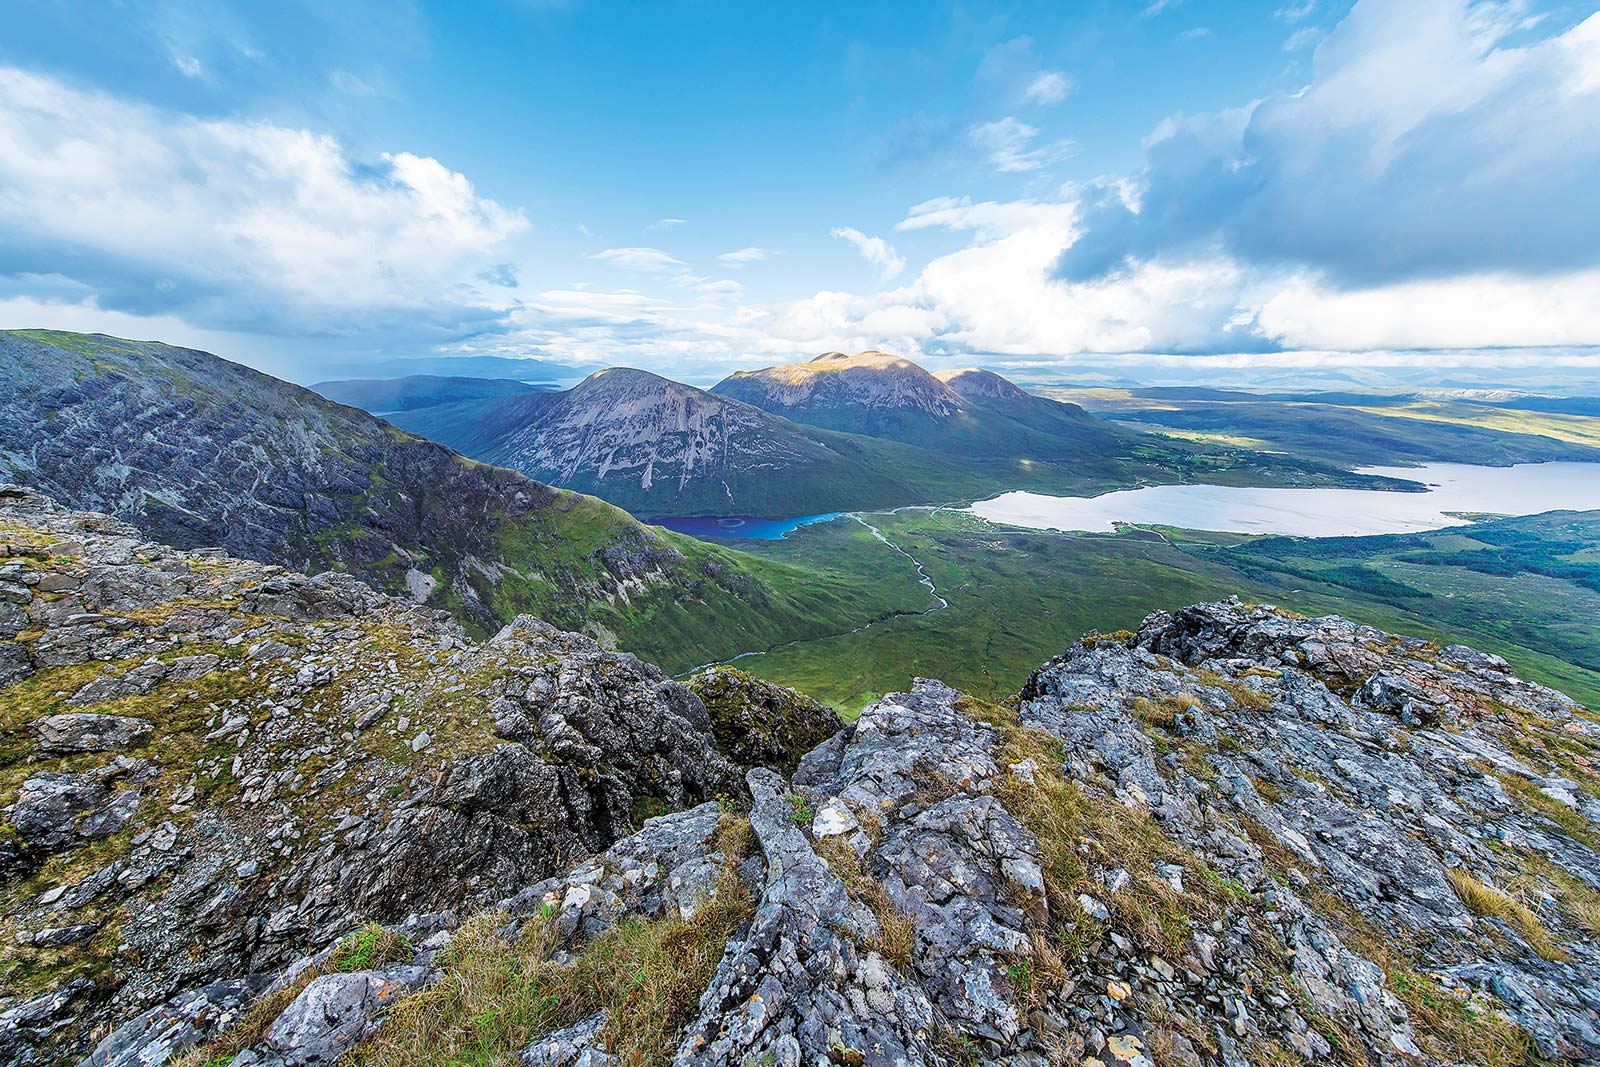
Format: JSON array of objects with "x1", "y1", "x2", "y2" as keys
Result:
[
  {"x1": 1445, "y1": 868, "x2": 1565, "y2": 962},
  {"x1": 713, "y1": 810, "x2": 758, "y2": 865},
  {"x1": 353, "y1": 820, "x2": 755, "y2": 1067},
  {"x1": 329, "y1": 923, "x2": 413, "y2": 973},
  {"x1": 814, "y1": 835, "x2": 916, "y2": 969},
  {"x1": 789, "y1": 792, "x2": 815, "y2": 827}
]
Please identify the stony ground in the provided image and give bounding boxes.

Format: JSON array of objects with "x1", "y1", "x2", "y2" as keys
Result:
[{"x1": 4, "y1": 489, "x2": 1599, "y2": 1067}]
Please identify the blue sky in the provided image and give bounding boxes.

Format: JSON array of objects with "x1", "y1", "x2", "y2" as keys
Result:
[{"x1": 2, "y1": 0, "x2": 1598, "y2": 387}]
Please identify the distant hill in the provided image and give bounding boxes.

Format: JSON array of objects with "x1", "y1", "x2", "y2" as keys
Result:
[
  {"x1": 713, "y1": 351, "x2": 1119, "y2": 459},
  {"x1": 312, "y1": 374, "x2": 550, "y2": 413},
  {"x1": 390, "y1": 367, "x2": 999, "y2": 518},
  {"x1": 0, "y1": 330, "x2": 899, "y2": 669},
  {"x1": 310, "y1": 353, "x2": 603, "y2": 384}
]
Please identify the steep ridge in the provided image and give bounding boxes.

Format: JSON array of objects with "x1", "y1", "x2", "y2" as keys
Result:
[
  {"x1": 713, "y1": 350, "x2": 1121, "y2": 460},
  {"x1": 0, "y1": 331, "x2": 892, "y2": 671},
  {"x1": 28, "y1": 489, "x2": 1596, "y2": 1067}
]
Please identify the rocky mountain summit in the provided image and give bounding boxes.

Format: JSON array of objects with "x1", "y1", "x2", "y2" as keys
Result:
[
  {"x1": 713, "y1": 351, "x2": 1118, "y2": 460},
  {"x1": 715, "y1": 351, "x2": 969, "y2": 424},
  {"x1": 4, "y1": 491, "x2": 1598, "y2": 1066},
  {"x1": 0, "y1": 486, "x2": 786, "y2": 1065}
]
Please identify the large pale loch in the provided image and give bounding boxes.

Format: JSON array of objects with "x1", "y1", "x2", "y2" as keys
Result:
[{"x1": 968, "y1": 462, "x2": 1600, "y2": 536}]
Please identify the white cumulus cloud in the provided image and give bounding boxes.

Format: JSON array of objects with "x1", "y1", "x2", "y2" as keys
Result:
[
  {"x1": 831, "y1": 228, "x2": 906, "y2": 280},
  {"x1": 0, "y1": 66, "x2": 526, "y2": 335}
]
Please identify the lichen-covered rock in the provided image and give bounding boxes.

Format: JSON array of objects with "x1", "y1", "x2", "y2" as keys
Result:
[
  {"x1": 234, "y1": 966, "x2": 429, "y2": 1067},
  {"x1": 672, "y1": 767, "x2": 944, "y2": 1066},
  {"x1": 687, "y1": 666, "x2": 842, "y2": 775},
  {"x1": 31, "y1": 713, "x2": 152, "y2": 754},
  {"x1": 1024, "y1": 597, "x2": 1600, "y2": 1063},
  {"x1": 81, "y1": 978, "x2": 269, "y2": 1067}
]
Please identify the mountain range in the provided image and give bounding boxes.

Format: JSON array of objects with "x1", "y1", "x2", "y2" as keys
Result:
[
  {"x1": 366, "y1": 352, "x2": 1138, "y2": 518},
  {"x1": 0, "y1": 330, "x2": 889, "y2": 670}
]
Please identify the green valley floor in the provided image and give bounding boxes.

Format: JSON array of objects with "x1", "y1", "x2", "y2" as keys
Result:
[{"x1": 695, "y1": 507, "x2": 1600, "y2": 716}]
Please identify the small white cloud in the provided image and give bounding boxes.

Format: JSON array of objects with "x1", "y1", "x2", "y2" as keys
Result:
[
  {"x1": 1142, "y1": 0, "x2": 1180, "y2": 17},
  {"x1": 969, "y1": 117, "x2": 1076, "y2": 173},
  {"x1": 1275, "y1": 1, "x2": 1316, "y2": 21},
  {"x1": 648, "y1": 217, "x2": 687, "y2": 231},
  {"x1": 831, "y1": 227, "x2": 906, "y2": 280},
  {"x1": 716, "y1": 247, "x2": 771, "y2": 267},
  {"x1": 1181, "y1": 27, "x2": 1212, "y2": 40},
  {"x1": 694, "y1": 279, "x2": 745, "y2": 303},
  {"x1": 329, "y1": 70, "x2": 378, "y2": 97},
  {"x1": 589, "y1": 247, "x2": 687, "y2": 273},
  {"x1": 170, "y1": 52, "x2": 204, "y2": 78},
  {"x1": 1022, "y1": 70, "x2": 1073, "y2": 106},
  {"x1": 1283, "y1": 26, "x2": 1322, "y2": 50}
]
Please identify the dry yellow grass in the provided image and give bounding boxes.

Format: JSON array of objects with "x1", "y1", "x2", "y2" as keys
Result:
[
  {"x1": 354, "y1": 825, "x2": 753, "y2": 1067},
  {"x1": 815, "y1": 835, "x2": 916, "y2": 969},
  {"x1": 1446, "y1": 868, "x2": 1565, "y2": 962}
]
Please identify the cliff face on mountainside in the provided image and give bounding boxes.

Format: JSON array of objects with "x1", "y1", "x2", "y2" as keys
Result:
[{"x1": 3, "y1": 488, "x2": 1598, "y2": 1067}]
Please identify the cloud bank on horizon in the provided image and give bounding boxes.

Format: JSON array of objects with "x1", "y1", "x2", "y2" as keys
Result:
[{"x1": 0, "y1": 0, "x2": 1597, "y2": 386}]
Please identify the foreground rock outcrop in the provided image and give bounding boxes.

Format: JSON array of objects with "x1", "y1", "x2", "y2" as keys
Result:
[
  {"x1": 6, "y1": 487, "x2": 1599, "y2": 1067},
  {"x1": 0, "y1": 487, "x2": 765, "y2": 1065}
]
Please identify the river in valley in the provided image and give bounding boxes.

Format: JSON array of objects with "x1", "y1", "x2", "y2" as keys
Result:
[{"x1": 653, "y1": 512, "x2": 845, "y2": 540}]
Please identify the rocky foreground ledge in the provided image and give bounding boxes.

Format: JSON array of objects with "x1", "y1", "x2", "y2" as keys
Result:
[{"x1": 2, "y1": 488, "x2": 1598, "y2": 1066}]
